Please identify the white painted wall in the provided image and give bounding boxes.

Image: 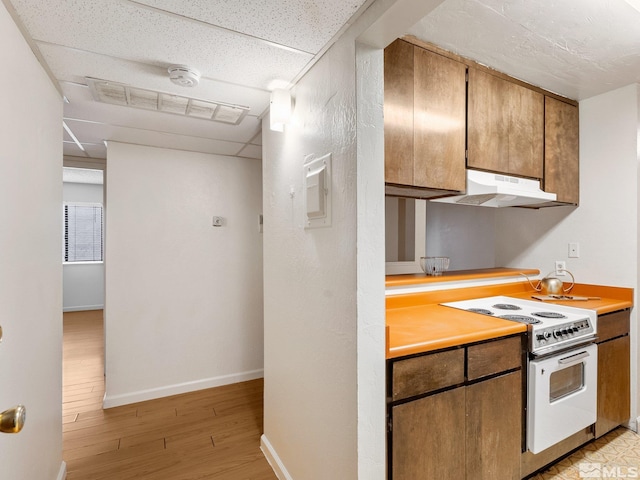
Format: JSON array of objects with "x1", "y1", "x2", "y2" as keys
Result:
[
  {"x1": 261, "y1": 0, "x2": 448, "y2": 478},
  {"x1": 63, "y1": 181, "x2": 103, "y2": 203},
  {"x1": 0, "y1": 3, "x2": 64, "y2": 479},
  {"x1": 63, "y1": 182, "x2": 105, "y2": 311},
  {"x1": 261, "y1": 36, "x2": 360, "y2": 478},
  {"x1": 425, "y1": 202, "x2": 496, "y2": 269},
  {"x1": 104, "y1": 142, "x2": 263, "y2": 407},
  {"x1": 496, "y1": 84, "x2": 640, "y2": 425}
]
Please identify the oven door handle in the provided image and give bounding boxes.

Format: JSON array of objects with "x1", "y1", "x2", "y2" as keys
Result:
[{"x1": 558, "y1": 350, "x2": 590, "y2": 365}]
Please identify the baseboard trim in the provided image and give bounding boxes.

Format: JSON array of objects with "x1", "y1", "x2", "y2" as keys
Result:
[
  {"x1": 63, "y1": 305, "x2": 104, "y2": 312},
  {"x1": 103, "y1": 369, "x2": 264, "y2": 408},
  {"x1": 57, "y1": 461, "x2": 67, "y2": 480},
  {"x1": 260, "y1": 434, "x2": 293, "y2": 480}
]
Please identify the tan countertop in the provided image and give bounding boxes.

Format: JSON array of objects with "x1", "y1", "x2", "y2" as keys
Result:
[{"x1": 386, "y1": 274, "x2": 633, "y2": 359}]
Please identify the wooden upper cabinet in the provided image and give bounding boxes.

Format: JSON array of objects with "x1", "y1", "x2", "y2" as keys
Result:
[
  {"x1": 385, "y1": 38, "x2": 579, "y2": 205},
  {"x1": 413, "y1": 46, "x2": 466, "y2": 191},
  {"x1": 509, "y1": 84, "x2": 544, "y2": 178},
  {"x1": 545, "y1": 97, "x2": 579, "y2": 204},
  {"x1": 384, "y1": 39, "x2": 466, "y2": 193},
  {"x1": 384, "y1": 39, "x2": 414, "y2": 186},
  {"x1": 467, "y1": 69, "x2": 509, "y2": 173},
  {"x1": 468, "y1": 68, "x2": 543, "y2": 179}
]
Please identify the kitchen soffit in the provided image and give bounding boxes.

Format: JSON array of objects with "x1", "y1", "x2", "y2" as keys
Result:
[{"x1": 6, "y1": 0, "x2": 372, "y2": 160}]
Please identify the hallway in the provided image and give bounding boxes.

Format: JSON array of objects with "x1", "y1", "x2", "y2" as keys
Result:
[{"x1": 62, "y1": 311, "x2": 276, "y2": 479}]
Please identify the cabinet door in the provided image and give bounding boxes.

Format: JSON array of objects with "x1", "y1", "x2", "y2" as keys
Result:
[
  {"x1": 468, "y1": 69, "x2": 543, "y2": 178},
  {"x1": 468, "y1": 68, "x2": 509, "y2": 173},
  {"x1": 596, "y1": 335, "x2": 630, "y2": 438},
  {"x1": 466, "y1": 371, "x2": 521, "y2": 480},
  {"x1": 545, "y1": 97, "x2": 579, "y2": 204},
  {"x1": 508, "y1": 83, "x2": 543, "y2": 178},
  {"x1": 413, "y1": 47, "x2": 466, "y2": 191},
  {"x1": 384, "y1": 39, "x2": 414, "y2": 186},
  {"x1": 392, "y1": 387, "x2": 465, "y2": 480}
]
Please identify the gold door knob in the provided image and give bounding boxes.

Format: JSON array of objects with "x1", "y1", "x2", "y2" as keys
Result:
[{"x1": 0, "y1": 405, "x2": 26, "y2": 434}]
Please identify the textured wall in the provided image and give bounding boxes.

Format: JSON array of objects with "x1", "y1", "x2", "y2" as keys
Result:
[
  {"x1": 261, "y1": 34, "x2": 360, "y2": 478},
  {"x1": 261, "y1": 1, "x2": 447, "y2": 478}
]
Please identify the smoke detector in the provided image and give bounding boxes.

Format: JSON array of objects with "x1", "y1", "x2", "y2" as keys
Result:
[{"x1": 168, "y1": 65, "x2": 201, "y2": 87}]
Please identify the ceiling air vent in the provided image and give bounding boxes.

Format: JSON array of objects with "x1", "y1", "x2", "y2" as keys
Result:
[{"x1": 86, "y1": 77, "x2": 250, "y2": 125}]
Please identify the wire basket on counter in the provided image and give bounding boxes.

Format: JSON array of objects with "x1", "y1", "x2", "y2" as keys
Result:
[{"x1": 420, "y1": 256, "x2": 450, "y2": 276}]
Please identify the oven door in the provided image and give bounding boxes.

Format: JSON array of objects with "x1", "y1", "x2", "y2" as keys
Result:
[{"x1": 527, "y1": 343, "x2": 597, "y2": 454}]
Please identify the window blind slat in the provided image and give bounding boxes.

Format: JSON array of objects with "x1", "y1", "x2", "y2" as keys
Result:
[{"x1": 64, "y1": 205, "x2": 103, "y2": 262}]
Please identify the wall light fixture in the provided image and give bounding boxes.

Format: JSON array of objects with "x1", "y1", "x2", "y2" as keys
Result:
[{"x1": 270, "y1": 89, "x2": 293, "y2": 132}]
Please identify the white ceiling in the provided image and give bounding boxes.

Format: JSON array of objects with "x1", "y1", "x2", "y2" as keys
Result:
[
  {"x1": 5, "y1": 0, "x2": 640, "y2": 163},
  {"x1": 408, "y1": 0, "x2": 640, "y2": 101},
  {"x1": 6, "y1": 0, "x2": 373, "y2": 160}
]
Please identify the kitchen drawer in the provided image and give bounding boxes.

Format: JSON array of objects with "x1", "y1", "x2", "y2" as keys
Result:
[
  {"x1": 391, "y1": 348, "x2": 464, "y2": 401},
  {"x1": 597, "y1": 310, "x2": 630, "y2": 343},
  {"x1": 467, "y1": 335, "x2": 522, "y2": 381}
]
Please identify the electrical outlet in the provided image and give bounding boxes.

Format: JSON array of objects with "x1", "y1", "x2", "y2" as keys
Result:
[{"x1": 555, "y1": 260, "x2": 567, "y2": 276}]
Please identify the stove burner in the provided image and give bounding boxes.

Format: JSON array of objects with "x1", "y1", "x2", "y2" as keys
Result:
[
  {"x1": 532, "y1": 311, "x2": 567, "y2": 319},
  {"x1": 493, "y1": 303, "x2": 522, "y2": 311},
  {"x1": 499, "y1": 314, "x2": 542, "y2": 325},
  {"x1": 467, "y1": 308, "x2": 494, "y2": 316}
]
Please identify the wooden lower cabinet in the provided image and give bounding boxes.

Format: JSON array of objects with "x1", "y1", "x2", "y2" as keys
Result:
[
  {"x1": 388, "y1": 336, "x2": 524, "y2": 479},
  {"x1": 596, "y1": 334, "x2": 630, "y2": 438},
  {"x1": 392, "y1": 387, "x2": 466, "y2": 480},
  {"x1": 389, "y1": 370, "x2": 522, "y2": 479},
  {"x1": 466, "y1": 371, "x2": 521, "y2": 479}
]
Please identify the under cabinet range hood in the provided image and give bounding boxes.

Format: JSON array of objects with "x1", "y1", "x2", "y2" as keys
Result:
[{"x1": 431, "y1": 170, "x2": 557, "y2": 208}]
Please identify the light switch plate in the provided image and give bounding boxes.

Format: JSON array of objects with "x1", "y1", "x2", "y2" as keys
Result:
[{"x1": 303, "y1": 153, "x2": 331, "y2": 229}]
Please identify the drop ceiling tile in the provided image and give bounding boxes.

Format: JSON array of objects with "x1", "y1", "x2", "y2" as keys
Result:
[
  {"x1": 64, "y1": 119, "x2": 247, "y2": 157},
  {"x1": 62, "y1": 91, "x2": 262, "y2": 146},
  {"x1": 63, "y1": 140, "x2": 90, "y2": 157},
  {"x1": 249, "y1": 131, "x2": 262, "y2": 146},
  {"x1": 81, "y1": 143, "x2": 108, "y2": 159},
  {"x1": 133, "y1": 0, "x2": 370, "y2": 54},
  {"x1": 11, "y1": 0, "x2": 313, "y2": 90},
  {"x1": 236, "y1": 144, "x2": 262, "y2": 160},
  {"x1": 41, "y1": 44, "x2": 271, "y2": 113}
]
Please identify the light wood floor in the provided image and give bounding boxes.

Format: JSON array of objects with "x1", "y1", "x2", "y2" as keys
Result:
[{"x1": 63, "y1": 310, "x2": 277, "y2": 480}]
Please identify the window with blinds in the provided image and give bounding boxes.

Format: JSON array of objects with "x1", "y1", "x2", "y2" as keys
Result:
[{"x1": 64, "y1": 204, "x2": 103, "y2": 262}]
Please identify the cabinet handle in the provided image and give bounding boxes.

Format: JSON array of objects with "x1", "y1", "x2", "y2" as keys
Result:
[{"x1": 0, "y1": 405, "x2": 26, "y2": 434}]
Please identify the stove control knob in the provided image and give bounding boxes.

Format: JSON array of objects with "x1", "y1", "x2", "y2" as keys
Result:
[
  {"x1": 553, "y1": 329, "x2": 561, "y2": 338},
  {"x1": 536, "y1": 333, "x2": 546, "y2": 342},
  {"x1": 543, "y1": 331, "x2": 552, "y2": 340},
  {"x1": 561, "y1": 328, "x2": 569, "y2": 335},
  {"x1": 572, "y1": 326, "x2": 579, "y2": 333}
]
